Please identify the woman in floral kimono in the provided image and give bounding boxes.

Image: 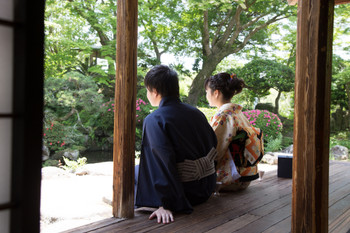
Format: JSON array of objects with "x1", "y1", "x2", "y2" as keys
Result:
[{"x1": 205, "y1": 72, "x2": 264, "y2": 191}]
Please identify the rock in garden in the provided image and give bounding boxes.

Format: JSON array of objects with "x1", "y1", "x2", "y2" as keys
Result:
[
  {"x1": 63, "y1": 150, "x2": 80, "y2": 161},
  {"x1": 261, "y1": 152, "x2": 278, "y2": 165},
  {"x1": 42, "y1": 145, "x2": 50, "y2": 161},
  {"x1": 330, "y1": 145, "x2": 349, "y2": 160},
  {"x1": 281, "y1": 144, "x2": 293, "y2": 154}
]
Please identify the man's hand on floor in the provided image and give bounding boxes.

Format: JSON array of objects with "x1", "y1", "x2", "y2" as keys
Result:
[{"x1": 149, "y1": 206, "x2": 174, "y2": 224}]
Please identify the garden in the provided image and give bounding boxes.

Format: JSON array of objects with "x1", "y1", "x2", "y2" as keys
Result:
[{"x1": 42, "y1": 0, "x2": 350, "y2": 168}]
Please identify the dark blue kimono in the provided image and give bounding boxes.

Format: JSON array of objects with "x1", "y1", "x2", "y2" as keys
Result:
[{"x1": 135, "y1": 97, "x2": 217, "y2": 213}]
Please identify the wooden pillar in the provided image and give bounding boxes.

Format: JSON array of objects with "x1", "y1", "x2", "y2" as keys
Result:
[
  {"x1": 292, "y1": 0, "x2": 334, "y2": 232},
  {"x1": 113, "y1": 0, "x2": 138, "y2": 218}
]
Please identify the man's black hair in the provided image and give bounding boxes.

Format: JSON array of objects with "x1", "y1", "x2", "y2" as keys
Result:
[{"x1": 144, "y1": 65, "x2": 180, "y2": 98}]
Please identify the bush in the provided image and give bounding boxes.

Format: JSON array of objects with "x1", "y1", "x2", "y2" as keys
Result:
[
  {"x1": 43, "y1": 121, "x2": 85, "y2": 153},
  {"x1": 330, "y1": 131, "x2": 350, "y2": 149},
  {"x1": 255, "y1": 103, "x2": 275, "y2": 113},
  {"x1": 98, "y1": 97, "x2": 154, "y2": 151},
  {"x1": 242, "y1": 109, "x2": 283, "y2": 143},
  {"x1": 264, "y1": 134, "x2": 283, "y2": 152},
  {"x1": 44, "y1": 72, "x2": 105, "y2": 152}
]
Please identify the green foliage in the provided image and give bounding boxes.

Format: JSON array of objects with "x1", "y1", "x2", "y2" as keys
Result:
[
  {"x1": 98, "y1": 96, "x2": 154, "y2": 151},
  {"x1": 332, "y1": 62, "x2": 350, "y2": 113},
  {"x1": 62, "y1": 156, "x2": 87, "y2": 172},
  {"x1": 235, "y1": 58, "x2": 295, "y2": 96},
  {"x1": 334, "y1": 4, "x2": 350, "y2": 57},
  {"x1": 281, "y1": 136, "x2": 293, "y2": 149},
  {"x1": 43, "y1": 121, "x2": 84, "y2": 153},
  {"x1": 264, "y1": 134, "x2": 283, "y2": 153},
  {"x1": 138, "y1": 0, "x2": 185, "y2": 68},
  {"x1": 44, "y1": 0, "x2": 96, "y2": 79},
  {"x1": 242, "y1": 109, "x2": 283, "y2": 143},
  {"x1": 255, "y1": 103, "x2": 274, "y2": 113},
  {"x1": 44, "y1": 72, "x2": 106, "y2": 153},
  {"x1": 229, "y1": 58, "x2": 295, "y2": 114},
  {"x1": 198, "y1": 107, "x2": 217, "y2": 122},
  {"x1": 184, "y1": 0, "x2": 297, "y2": 104},
  {"x1": 42, "y1": 160, "x2": 60, "y2": 167},
  {"x1": 330, "y1": 131, "x2": 350, "y2": 150}
]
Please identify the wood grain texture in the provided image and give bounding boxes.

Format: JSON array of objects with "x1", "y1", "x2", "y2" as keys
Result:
[
  {"x1": 292, "y1": 0, "x2": 334, "y2": 232},
  {"x1": 335, "y1": 0, "x2": 350, "y2": 5},
  {"x1": 64, "y1": 162, "x2": 350, "y2": 233},
  {"x1": 113, "y1": 0, "x2": 138, "y2": 219}
]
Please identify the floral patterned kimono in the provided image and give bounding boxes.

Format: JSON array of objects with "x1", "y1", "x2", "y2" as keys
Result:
[{"x1": 210, "y1": 103, "x2": 264, "y2": 188}]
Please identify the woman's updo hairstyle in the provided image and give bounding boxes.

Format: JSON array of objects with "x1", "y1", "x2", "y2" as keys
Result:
[{"x1": 204, "y1": 72, "x2": 245, "y2": 101}]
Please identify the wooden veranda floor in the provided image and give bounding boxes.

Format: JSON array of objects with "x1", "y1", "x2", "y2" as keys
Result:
[{"x1": 65, "y1": 161, "x2": 350, "y2": 233}]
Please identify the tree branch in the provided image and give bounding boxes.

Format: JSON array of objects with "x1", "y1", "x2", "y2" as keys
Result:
[
  {"x1": 202, "y1": 10, "x2": 211, "y2": 56},
  {"x1": 217, "y1": 5, "x2": 243, "y2": 50},
  {"x1": 211, "y1": 8, "x2": 233, "y2": 48},
  {"x1": 228, "y1": 15, "x2": 287, "y2": 55},
  {"x1": 67, "y1": 0, "x2": 111, "y2": 45}
]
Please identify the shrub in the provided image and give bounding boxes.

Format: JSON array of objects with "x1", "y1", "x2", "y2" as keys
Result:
[
  {"x1": 62, "y1": 156, "x2": 87, "y2": 173},
  {"x1": 98, "y1": 97, "x2": 154, "y2": 151},
  {"x1": 43, "y1": 121, "x2": 85, "y2": 153},
  {"x1": 264, "y1": 134, "x2": 283, "y2": 152},
  {"x1": 330, "y1": 131, "x2": 350, "y2": 150},
  {"x1": 242, "y1": 109, "x2": 283, "y2": 142}
]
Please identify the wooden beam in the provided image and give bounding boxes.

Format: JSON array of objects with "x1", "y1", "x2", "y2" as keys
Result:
[
  {"x1": 113, "y1": 0, "x2": 138, "y2": 218},
  {"x1": 288, "y1": 0, "x2": 349, "y2": 6},
  {"x1": 292, "y1": 0, "x2": 334, "y2": 232},
  {"x1": 335, "y1": 0, "x2": 350, "y2": 4}
]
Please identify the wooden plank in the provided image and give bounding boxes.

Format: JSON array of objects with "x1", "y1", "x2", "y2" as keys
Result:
[
  {"x1": 235, "y1": 204, "x2": 292, "y2": 233},
  {"x1": 100, "y1": 175, "x2": 287, "y2": 232},
  {"x1": 329, "y1": 194, "x2": 350, "y2": 223},
  {"x1": 61, "y1": 218, "x2": 125, "y2": 233},
  {"x1": 206, "y1": 214, "x2": 261, "y2": 233},
  {"x1": 63, "y1": 162, "x2": 350, "y2": 233},
  {"x1": 329, "y1": 206, "x2": 350, "y2": 233},
  {"x1": 292, "y1": 0, "x2": 334, "y2": 232},
  {"x1": 113, "y1": 0, "x2": 138, "y2": 218},
  {"x1": 262, "y1": 217, "x2": 291, "y2": 233},
  {"x1": 137, "y1": 178, "x2": 293, "y2": 233}
]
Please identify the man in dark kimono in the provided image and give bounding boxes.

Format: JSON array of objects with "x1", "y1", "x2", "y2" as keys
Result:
[{"x1": 135, "y1": 65, "x2": 218, "y2": 224}]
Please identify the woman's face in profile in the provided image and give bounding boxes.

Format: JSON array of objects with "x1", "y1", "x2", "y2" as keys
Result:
[{"x1": 206, "y1": 87, "x2": 216, "y2": 107}]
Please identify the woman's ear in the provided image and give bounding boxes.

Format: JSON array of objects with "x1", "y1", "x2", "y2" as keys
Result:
[{"x1": 214, "y1": 90, "x2": 220, "y2": 98}]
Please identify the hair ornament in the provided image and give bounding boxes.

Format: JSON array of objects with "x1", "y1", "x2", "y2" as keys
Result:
[{"x1": 230, "y1": 73, "x2": 236, "y2": 80}]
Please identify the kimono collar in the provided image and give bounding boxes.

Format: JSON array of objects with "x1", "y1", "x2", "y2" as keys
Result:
[
  {"x1": 219, "y1": 103, "x2": 242, "y2": 113},
  {"x1": 159, "y1": 96, "x2": 181, "y2": 107}
]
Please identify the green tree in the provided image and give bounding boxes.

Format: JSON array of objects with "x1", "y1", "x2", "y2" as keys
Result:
[
  {"x1": 333, "y1": 4, "x2": 350, "y2": 58},
  {"x1": 66, "y1": 0, "x2": 117, "y2": 86},
  {"x1": 138, "y1": 0, "x2": 184, "y2": 68},
  {"x1": 182, "y1": 0, "x2": 296, "y2": 105},
  {"x1": 235, "y1": 58, "x2": 295, "y2": 114},
  {"x1": 45, "y1": 0, "x2": 96, "y2": 79}
]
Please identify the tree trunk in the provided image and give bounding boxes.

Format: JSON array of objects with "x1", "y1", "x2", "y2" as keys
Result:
[
  {"x1": 186, "y1": 55, "x2": 225, "y2": 105},
  {"x1": 274, "y1": 90, "x2": 281, "y2": 114}
]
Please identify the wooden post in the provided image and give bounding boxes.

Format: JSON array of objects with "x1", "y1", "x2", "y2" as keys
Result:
[
  {"x1": 292, "y1": 0, "x2": 334, "y2": 232},
  {"x1": 113, "y1": 0, "x2": 138, "y2": 218}
]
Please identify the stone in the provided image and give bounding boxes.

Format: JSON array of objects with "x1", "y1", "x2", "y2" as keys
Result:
[
  {"x1": 42, "y1": 145, "x2": 50, "y2": 161},
  {"x1": 261, "y1": 152, "x2": 278, "y2": 165},
  {"x1": 330, "y1": 145, "x2": 349, "y2": 160},
  {"x1": 64, "y1": 150, "x2": 80, "y2": 161},
  {"x1": 281, "y1": 144, "x2": 293, "y2": 154}
]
